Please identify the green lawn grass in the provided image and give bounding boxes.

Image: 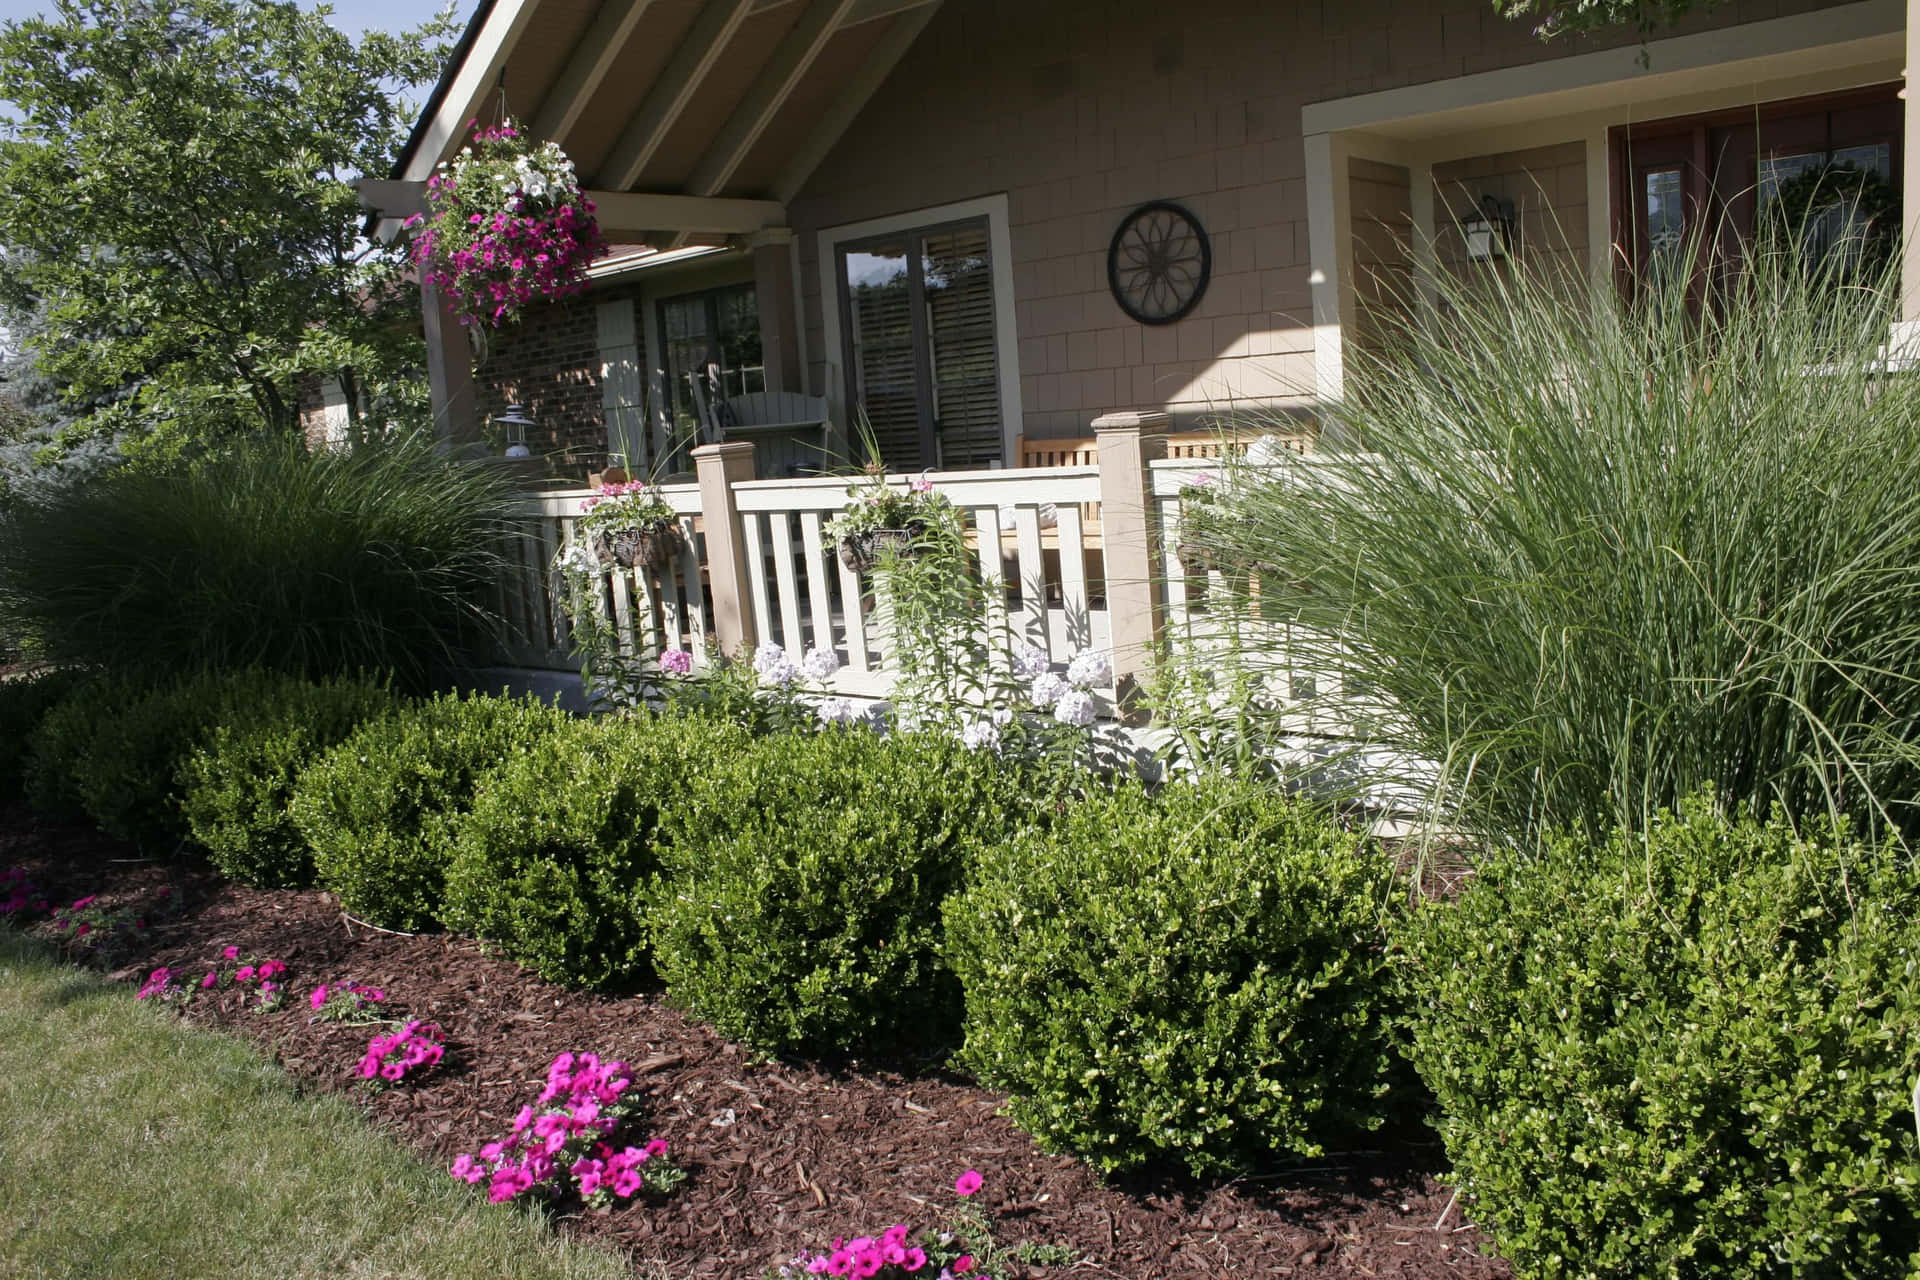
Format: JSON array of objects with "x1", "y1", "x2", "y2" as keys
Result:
[{"x1": 0, "y1": 930, "x2": 637, "y2": 1280}]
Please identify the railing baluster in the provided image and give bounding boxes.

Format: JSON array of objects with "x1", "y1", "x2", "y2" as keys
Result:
[
  {"x1": 799, "y1": 512, "x2": 834, "y2": 657},
  {"x1": 679, "y1": 516, "x2": 708, "y2": 664},
  {"x1": 837, "y1": 554, "x2": 870, "y2": 673},
  {"x1": 1055, "y1": 504, "x2": 1090, "y2": 654},
  {"x1": 769, "y1": 512, "x2": 804, "y2": 655},
  {"x1": 1013, "y1": 504, "x2": 1048, "y2": 654},
  {"x1": 743, "y1": 513, "x2": 774, "y2": 646}
]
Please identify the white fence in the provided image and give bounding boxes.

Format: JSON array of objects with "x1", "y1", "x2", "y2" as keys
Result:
[{"x1": 492, "y1": 426, "x2": 1366, "y2": 730}]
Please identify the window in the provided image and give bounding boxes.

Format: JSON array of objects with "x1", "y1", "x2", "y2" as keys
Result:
[
  {"x1": 656, "y1": 282, "x2": 764, "y2": 444},
  {"x1": 824, "y1": 198, "x2": 1019, "y2": 473},
  {"x1": 1613, "y1": 85, "x2": 1902, "y2": 291}
]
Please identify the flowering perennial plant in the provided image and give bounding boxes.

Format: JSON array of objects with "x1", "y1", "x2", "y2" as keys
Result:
[
  {"x1": 47, "y1": 888, "x2": 172, "y2": 961},
  {"x1": 452, "y1": 1051, "x2": 683, "y2": 1209},
  {"x1": 578, "y1": 481, "x2": 678, "y2": 545},
  {"x1": 359, "y1": 1019, "x2": 445, "y2": 1087},
  {"x1": 0, "y1": 867, "x2": 48, "y2": 919},
  {"x1": 196, "y1": 947, "x2": 290, "y2": 1013},
  {"x1": 308, "y1": 981, "x2": 389, "y2": 1023},
  {"x1": 774, "y1": 1171, "x2": 1069, "y2": 1280},
  {"x1": 825, "y1": 467, "x2": 964, "y2": 569},
  {"x1": 408, "y1": 120, "x2": 605, "y2": 328}
]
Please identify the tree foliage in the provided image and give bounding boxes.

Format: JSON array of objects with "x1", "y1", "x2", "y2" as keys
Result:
[
  {"x1": 1493, "y1": 0, "x2": 1714, "y2": 38},
  {"x1": 0, "y1": 0, "x2": 455, "y2": 459}
]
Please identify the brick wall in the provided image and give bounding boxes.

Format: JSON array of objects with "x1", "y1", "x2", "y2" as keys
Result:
[
  {"x1": 790, "y1": 0, "x2": 1861, "y2": 439},
  {"x1": 471, "y1": 279, "x2": 648, "y2": 475}
]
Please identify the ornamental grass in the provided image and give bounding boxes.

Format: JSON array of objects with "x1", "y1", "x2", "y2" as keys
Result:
[{"x1": 1185, "y1": 225, "x2": 1920, "y2": 849}]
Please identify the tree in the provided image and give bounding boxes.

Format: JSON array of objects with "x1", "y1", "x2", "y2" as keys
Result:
[
  {"x1": 0, "y1": 0, "x2": 455, "y2": 459},
  {"x1": 1492, "y1": 0, "x2": 1715, "y2": 38}
]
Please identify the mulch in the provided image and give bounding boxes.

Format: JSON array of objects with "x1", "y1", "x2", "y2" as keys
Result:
[{"x1": 1, "y1": 804, "x2": 1507, "y2": 1280}]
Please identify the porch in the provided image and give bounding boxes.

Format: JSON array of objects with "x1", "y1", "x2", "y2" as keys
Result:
[{"x1": 489, "y1": 413, "x2": 1364, "y2": 736}]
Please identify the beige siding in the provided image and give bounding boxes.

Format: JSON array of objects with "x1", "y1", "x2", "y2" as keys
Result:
[
  {"x1": 1349, "y1": 157, "x2": 1414, "y2": 358},
  {"x1": 789, "y1": 0, "x2": 1862, "y2": 439},
  {"x1": 1432, "y1": 141, "x2": 1590, "y2": 283}
]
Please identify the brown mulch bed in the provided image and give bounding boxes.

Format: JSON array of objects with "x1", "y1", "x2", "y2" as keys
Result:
[{"x1": 2, "y1": 805, "x2": 1507, "y2": 1280}]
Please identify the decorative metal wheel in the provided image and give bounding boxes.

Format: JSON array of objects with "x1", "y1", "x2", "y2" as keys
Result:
[{"x1": 1108, "y1": 200, "x2": 1212, "y2": 325}]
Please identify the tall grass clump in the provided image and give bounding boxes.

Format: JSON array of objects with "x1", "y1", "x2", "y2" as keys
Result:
[
  {"x1": 1186, "y1": 224, "x2": 1920, "y2": 846},
  {"x1": 0, "y1": 433, "x2": 515, "y2": 691}
]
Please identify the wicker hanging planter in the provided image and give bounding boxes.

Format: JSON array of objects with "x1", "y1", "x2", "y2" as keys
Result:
[
  {"x1": 593, "y1": 520, "x2": 684, "y2": 570},
  {"x1": 837, "y1": 526, "x2": 927, "y2": 575}
]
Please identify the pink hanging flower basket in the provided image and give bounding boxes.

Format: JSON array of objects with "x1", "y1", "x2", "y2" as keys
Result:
[{"x1": 405, "y1": 118, "x2": 608, "y2": 329}]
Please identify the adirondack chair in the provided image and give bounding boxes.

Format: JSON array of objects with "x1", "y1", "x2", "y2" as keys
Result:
[{"x1": 688, "y1": 369, "x2": 832, "y2": 477}]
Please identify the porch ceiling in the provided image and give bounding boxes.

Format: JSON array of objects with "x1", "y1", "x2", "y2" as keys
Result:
[{"x1": 391, "y1": 0, "x2": 940, "y2": 245}]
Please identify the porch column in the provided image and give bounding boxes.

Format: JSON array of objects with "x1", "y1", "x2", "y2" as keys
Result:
[
  {"x1": 1303, "y1": 131, "x2": 1355, "y2": 406},
  {"x1": 751, "y1": 227, "x2": 801, "y2": 393},
  {"x1": 1904, "y1": 0, "x2": 1920, "y2": 326},
  {"x1": 693, "y1": 441, "x2": 759, "y2": 659},
  {"x1": 422, "y1": 280, "x2": 480, "y2": 449},
  {"x1": 1092, "y1": 411, "x2": 1169, "y2": 721}
]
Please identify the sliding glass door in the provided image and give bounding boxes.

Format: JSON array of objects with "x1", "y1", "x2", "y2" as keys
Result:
[{"x1": 838, "y1": 218, "x2": 1002, "y2": 471}]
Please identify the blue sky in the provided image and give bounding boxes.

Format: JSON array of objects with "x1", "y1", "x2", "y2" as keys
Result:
[{"x1": 0, "y1": 0, "x2": 476, "y2": 39}]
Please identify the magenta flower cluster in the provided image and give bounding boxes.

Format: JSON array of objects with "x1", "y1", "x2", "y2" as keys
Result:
[
  {"x1": 784, "y1": 1172, "x2": 991, "y2": 1280},
  {"x1": 49, "y1": 890, "x2": 165, "y2": 951},
  {"x1": 308, "y1": 981, "x2": 387, "y2": 1022},
  {"x1": 451, "y1": 1050, "x2": 680, "y2": 1208},
  {"x1": 408, "y1": 120, "x2": 606, "y2": 329},
  {"x1": 799, "y1": 1226, "x2": 931, "y2": 1278},
  {"x1": 136, "y1": 966, "x2": 181, "y2": 1001},
  {"x1": 0, "y1": 867, "x2": 48, "y2": 918},
  {"x1": 360, "y1": 1019, "x2": 445, "y2": 1086},
  {"x1": 199, "y1": 946, "x2": 289, "y2": 1012}
]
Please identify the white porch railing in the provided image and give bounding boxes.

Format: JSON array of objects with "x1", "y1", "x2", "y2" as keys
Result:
[{"x1": 491, "y1": 414, "x2": 1359, "y2": 728}]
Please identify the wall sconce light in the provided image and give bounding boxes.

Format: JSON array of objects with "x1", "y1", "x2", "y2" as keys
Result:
[
  {"x1": 495, "y1": 404, "x2": 534, "y2": 458},
  {"x1": 1462, "y1": 193, "x2": 1516, "y2": 263}
]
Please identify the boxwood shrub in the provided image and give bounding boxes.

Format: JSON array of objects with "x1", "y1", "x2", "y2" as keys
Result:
[
  {"x1": 442, "y1": 712, "x2": 749, "y2": 989},
  {"x1": 292, "y1": 691, "x2": 569, "y2": 930},
  {"x1": 0, "y1": 667, "x2": 89, "y2": 804},
  {"x1": 944, "y1": 776, "x2": 1403, "y2": 1177},
  {"x1": 25, "y1": 674, "x2": 138, "y2": 819},
  {"x1": 1404, "y1": 798, "x2": 1920, "y2": 1279},
  {"x1": 179, "y1": 675, "x2": 397, "y2": 887},
  {"x1": 651, "y1": 728, "x2": 1026, "y2": 1056},
  {"x1": 37, "y1": 670, "x2": 311, "y2": 848}
]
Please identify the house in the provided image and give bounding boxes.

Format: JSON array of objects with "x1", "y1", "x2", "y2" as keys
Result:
[{"x1": 364, "y1": 0, "x2": 1917, "y2": 478}]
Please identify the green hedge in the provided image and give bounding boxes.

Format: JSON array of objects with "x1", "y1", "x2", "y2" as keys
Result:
[
  {"x1": 1404, "y1": 798, "x2": 1920, "y2": 1279},
  {"x1": 292, "y1": 692, "x2": 570, "y2": 930},
  {"x1": 442, "y1": 712, "x2": 749, "y2": 989},
  {"x1": 179, "y1": 675, "x2": 397, "y2": 887},
  {"x1": 651, "y1": 729, "x2": 1025, "y2": 1055},
  {"x1": 0, "y1": 668, "x2": 89, "y2": 804},
  {"x1": 25, "y1": 675, "x2": 134, "y2": 819},
  {"x1": 945, "y1": 777, "x2": 1402, "y2": 1176},
  {"x1": 29, "y1": 670, "x2": 316, "y2": 849}
]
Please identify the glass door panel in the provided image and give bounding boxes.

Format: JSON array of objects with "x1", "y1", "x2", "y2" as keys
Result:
[
  {"x1": 922, "y1": 224, "x2": 1001, "y2": 471},
  {"x1": 840, "y1": 218, "x2": 1003, "y2": 472},
  {"x1": 844, "y1": 240, "x2": 925, "y2": 468}
]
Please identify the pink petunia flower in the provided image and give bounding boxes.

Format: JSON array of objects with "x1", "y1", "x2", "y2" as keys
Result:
[{"x1": 954, "y1": 1170, "x2": 984, "y2": 1197}]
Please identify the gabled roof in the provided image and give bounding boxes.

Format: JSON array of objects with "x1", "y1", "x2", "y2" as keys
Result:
[{"x1": 388, "y1": 0, "x2": 943, "y2": 245}]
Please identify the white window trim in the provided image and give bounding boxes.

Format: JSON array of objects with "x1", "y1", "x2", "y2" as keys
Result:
[{"x1": 817, "y1": 192, "x2": 1024, "y2": 466}]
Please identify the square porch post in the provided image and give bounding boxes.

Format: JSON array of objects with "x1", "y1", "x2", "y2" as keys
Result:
[
  {"x1": 1093, "y1": 411, "x2": 1169, "y2": 721},
  {"x1": 693, "y1": 441, "x2": 759, "y2": 659},
  {"x1": 422, "y1": 280, "x2": 480, "y2": 448}
]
